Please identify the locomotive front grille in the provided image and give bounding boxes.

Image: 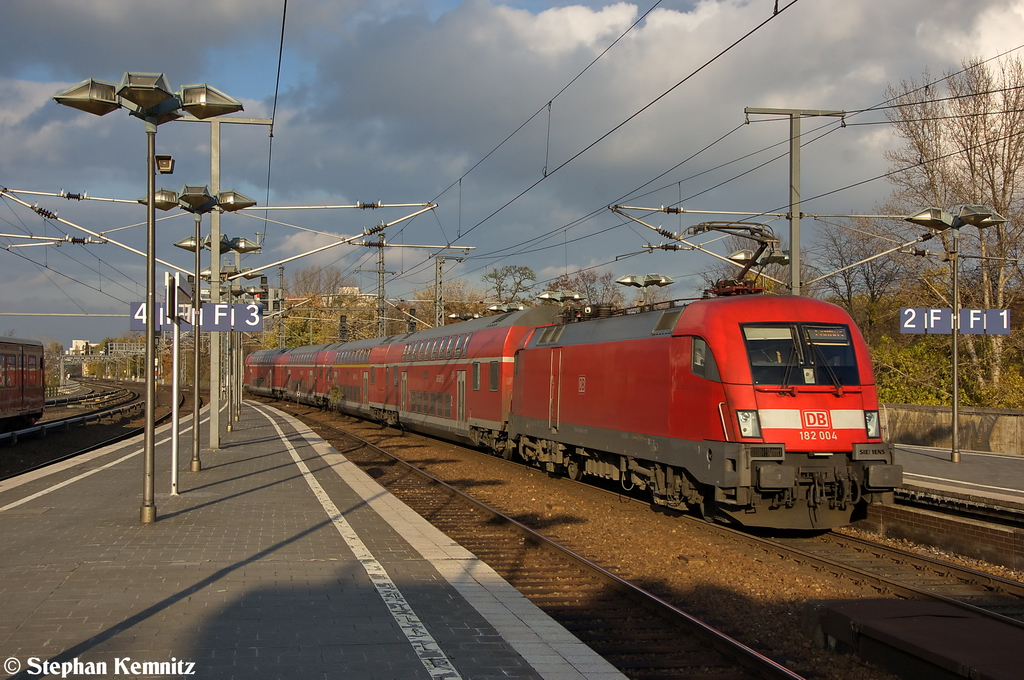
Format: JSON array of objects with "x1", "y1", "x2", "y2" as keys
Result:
[{"x1": 749, "y1": 444, "x2": 785, "y2": 459}]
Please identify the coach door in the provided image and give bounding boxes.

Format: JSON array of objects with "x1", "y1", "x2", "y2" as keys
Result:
[
  {"x1": 401, "y1": 372, "x2": 408, "y2": 412},
  {"x1": 456, "y1": 370, "x2": 467, "y2": 424},
  {"x1": 548, "y1": 348, "x2": 562, "y2": 432}
]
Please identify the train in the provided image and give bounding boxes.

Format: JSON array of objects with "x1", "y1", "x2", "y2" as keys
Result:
[
  {"x1": 244, "y1": 295, "x2": 902, "y2": 530},
  {"x1": 0, "y1": 337, "x2": 45, "y2": 432}
]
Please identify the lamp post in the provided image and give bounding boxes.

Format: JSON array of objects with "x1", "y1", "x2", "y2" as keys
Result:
[
  {"x1": 175, "y1": 186, "x2": 256, "y2": 469},
  {"x1": 54, "y1": 73, "x2": 243, "y2": 523},
  {"x1": 905, "y1": 205, "x2": 1006, "y2": 462}
]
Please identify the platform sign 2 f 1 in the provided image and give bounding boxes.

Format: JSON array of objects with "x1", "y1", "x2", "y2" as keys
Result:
[{"x1": 900, "y1": 308, "x2": 1011, "y2": 335}]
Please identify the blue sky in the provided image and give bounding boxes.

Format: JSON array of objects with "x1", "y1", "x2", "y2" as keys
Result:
[{"x1": 1, "y1": 0, "x2": 1023, "y2": 346}]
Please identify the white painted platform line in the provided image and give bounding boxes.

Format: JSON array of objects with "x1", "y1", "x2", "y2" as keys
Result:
[
  {"x1": 263, "y1": 404, "x2": 628, "y2": 680},
  {"x1": 250, "y1": 403, "x2": 462, "y2": 680}
]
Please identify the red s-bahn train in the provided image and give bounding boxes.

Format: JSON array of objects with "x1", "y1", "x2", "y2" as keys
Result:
[
  {"x1": 0, "y1": 337, "x2": 45, "y2": 432},
  {"x1": 244, "y1": 295, "x2": 902, "y2": 530}
]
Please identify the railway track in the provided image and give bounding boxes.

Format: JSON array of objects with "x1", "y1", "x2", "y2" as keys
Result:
[
  {"x1": 1, "y1": 384, "x2": 143, "y2": 446},
  {"x1": 324, "y1": 420, "x2": 803, "y2": 680},
  {"x1": 0, "y1": 385, "x2": 189, "y2": 481},
  {"x1": 266, "y1": 398, "x2": 1024, "y2": 678},
  {"x1": 766, "y1": 530, "x2": 1024, "y2": 625}
]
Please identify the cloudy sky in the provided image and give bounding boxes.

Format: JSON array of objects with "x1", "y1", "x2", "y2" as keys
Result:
[{"x1": 2, "y1": 0, "x2": 1023, "y2": 346}]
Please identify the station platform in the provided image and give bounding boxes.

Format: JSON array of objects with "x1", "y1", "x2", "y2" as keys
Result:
[
  {"x1": 0, "y1": 402, "x2": 625, "y2": 680},
  {"x1": 893, "y1": 443, "x2": 1024, "y2": 512}
]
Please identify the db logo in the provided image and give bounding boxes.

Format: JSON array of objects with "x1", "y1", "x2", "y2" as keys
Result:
[{"x1": 802, "y1": 410, "x2": 831, "y2": 428}]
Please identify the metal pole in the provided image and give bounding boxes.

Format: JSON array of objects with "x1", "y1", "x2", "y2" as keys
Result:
[
  {"x1": 234, "y1": 252, "x2": 242, "y2": 424},
  {"x1": 951, "y1": 227, "x2": 961, "y2": 463},
  {"x1": 141, "y1": 119, "x2": 158, "y2": 524},
  {"x1": 209, "y1": 119, "x2": 222, "y2": 450},
  {"x1": 789, "y1": 114, "x2": 801, "y2": 296},
  {"x1": 743, "y1": 107, "x2": 845, "y2": 296},
  {"x1": 170, "y1": 274, "x2": 180, "y2": 496},
  {"x1": 226, "y1": 331, "x2": 233, "y2": 433},
  {"x1": 435, "y1": 256, "x2": 444, "y2": 328},
  {"x1": 377, "y1": 235, "x2": 386, "y2": 337},
  {"x1": 191, "y1": 214, "x2": 202, "y2": 472},
  {"x1": 278, "y1": 265, "x2": 285, "y2": 349}
]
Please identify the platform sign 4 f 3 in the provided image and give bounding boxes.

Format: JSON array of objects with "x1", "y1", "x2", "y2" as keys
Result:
[
  {"x1": 900, "y1": 307, "x2": 1010, "y2": 335},
  {"x1": 130, "y1": 302, "x2": 263, "y2": 332}
]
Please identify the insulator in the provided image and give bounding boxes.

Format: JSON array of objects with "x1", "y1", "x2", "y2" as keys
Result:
[
  {"x1": 663, "y1": 207, "x2": 682, "y2": 214},
  {"x1": 32, "y1": 205, "x2": 57, "y2": 220},
  {"x1": 61, "y1": 191, "x2": 85, "y2": 201},
  {"x1": 656, "y1": 227, "x2": 676, "y2": 239}
]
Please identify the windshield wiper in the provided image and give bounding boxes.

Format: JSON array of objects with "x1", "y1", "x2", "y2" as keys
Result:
[
  {"x1": 778, "y1": 344, "x2": 799, "y2": 395},
  {"x1": 809, "y1": 342, "x2": 844, "y2": 396}
]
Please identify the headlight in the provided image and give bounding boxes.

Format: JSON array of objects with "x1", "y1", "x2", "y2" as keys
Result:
[
  {"x1": 865, "y1": 410, "x2": 880, "y2": 438},
  {"x1": 736, "y1": 410, "x2": 762, "y2": 438}
]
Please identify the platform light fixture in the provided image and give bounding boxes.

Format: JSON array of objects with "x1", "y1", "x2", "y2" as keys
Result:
[
  {"x1": 173, "y1": 185, "x2": 257, "y2": 472},
  {"x1": 905, "y1": 204, "x2": 1006, "y2": 463},
  {"x1": 54, "y1": 73, "x2": 242, "y2": 524}
]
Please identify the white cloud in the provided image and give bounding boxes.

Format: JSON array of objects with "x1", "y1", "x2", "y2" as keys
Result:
[{"x1": 2, "y1": 0, "x2": 1022, "y2": 344}]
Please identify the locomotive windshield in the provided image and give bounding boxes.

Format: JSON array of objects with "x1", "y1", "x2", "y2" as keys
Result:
[{"x1": 742, "y1": 323, "x2": 859, "y2": 386}]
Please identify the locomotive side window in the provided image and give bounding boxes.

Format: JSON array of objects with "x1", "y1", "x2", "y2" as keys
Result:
[
  {"x1": 742, "y1": 324, "x2": 859, "y2": 386},
  {"x1": 691, "y1": 338, "x2": 721, "y2": 382}
]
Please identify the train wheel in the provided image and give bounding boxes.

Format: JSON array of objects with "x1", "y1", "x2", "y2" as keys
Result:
[
  {"x1": 699, "y1": 490, "x2": 718, "y2": 523},
  {"x1": 566, "y1": 456, "x2": 583, "y2": 481}
]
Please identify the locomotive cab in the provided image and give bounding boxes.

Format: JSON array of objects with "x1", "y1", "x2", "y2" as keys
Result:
[{"x1": 684, "y1": 302, "x2": 902, "y2": 529}]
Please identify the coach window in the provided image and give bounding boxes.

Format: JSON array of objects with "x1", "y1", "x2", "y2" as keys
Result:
[
  {"x1": 489, "y1": 361, "x2": 499, "y2": 391},
  {"x1": 444, "y1": 336, "x2": 454, "y2": 359},
  {"x1": 430, "y1": 338, "x2": 440, "y2": 360},
  {"x1": 691, "y1": 338, "x2": 721, "y2": 382},
  {"x1": 472, "y1": 362, "x2": 481, "y2": 390},
  {"x1": 453, "y1": 334, "x2": 465, "y2": 359}
]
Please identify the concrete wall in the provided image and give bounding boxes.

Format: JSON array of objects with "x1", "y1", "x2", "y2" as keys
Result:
[{"x1": 880, "y1": 403, "x2": 1024, "y2": 455}]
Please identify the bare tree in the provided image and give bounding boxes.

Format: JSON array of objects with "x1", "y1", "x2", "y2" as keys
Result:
[
  {"x1": 482, "y1": 265, "x2": 536, "y2": 305},
  {"x1": 412, "y1": 277, "x2": 487, "y2": 326},
  {"x1": 884, "y1": 56, "x2": 1024, "y2": 394},
  {"x1": 548, "y1": 269, "x2": 625, "y2": 308},
  {"x1": 809, "y1": 218, "x2": 910, "y2": 343}
]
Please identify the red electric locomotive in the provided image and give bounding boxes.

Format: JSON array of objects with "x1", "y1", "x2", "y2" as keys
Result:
[
  {"x1": 0, "y1": 337, "x2": 45, "y2": 432},
  {"x1": 245, "y1": 296, "x2": 901, "y2": 530}
]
